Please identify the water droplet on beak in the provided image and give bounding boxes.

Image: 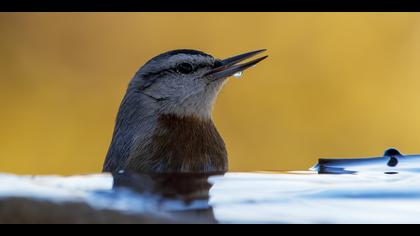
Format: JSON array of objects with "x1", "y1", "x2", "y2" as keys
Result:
[{"x1": 233, "y1": 71, "x2": 243, "y2": 79}]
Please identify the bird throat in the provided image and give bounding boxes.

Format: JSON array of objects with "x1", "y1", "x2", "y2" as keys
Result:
[{"x1": 126, "y1": 114, "x2": 228, "y2": 173}]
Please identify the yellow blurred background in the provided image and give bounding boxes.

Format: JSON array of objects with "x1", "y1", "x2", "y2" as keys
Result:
[{"x1": 1, "y1": 13, "x2": 420, "y2": 175}]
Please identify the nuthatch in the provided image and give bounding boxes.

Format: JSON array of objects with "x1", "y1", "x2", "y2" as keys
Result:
[{"x1": 103, "y1": 49, "x2": 268, "y2": 173}]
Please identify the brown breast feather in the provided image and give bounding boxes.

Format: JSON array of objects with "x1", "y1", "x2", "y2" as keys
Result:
[{"x1": 126, "y1": 114, "x2": 228, "y2": 173}]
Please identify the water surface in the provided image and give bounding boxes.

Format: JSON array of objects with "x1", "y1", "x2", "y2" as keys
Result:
[
  {"x1": 2, "y1": 169, "x2": 420, "y2": 223},
  {"x1": 2, "y1": 149, "x2": 420, "y2": 223}
]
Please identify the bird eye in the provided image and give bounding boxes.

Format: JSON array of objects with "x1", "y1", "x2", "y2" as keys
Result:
[{"x1": 176, "y1": 63, "x2": 194, "y2": 74}]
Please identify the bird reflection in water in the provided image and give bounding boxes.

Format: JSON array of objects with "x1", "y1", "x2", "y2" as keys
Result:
[{"x1": 111, "y1": 171, "x2": 226, "y2": 223}]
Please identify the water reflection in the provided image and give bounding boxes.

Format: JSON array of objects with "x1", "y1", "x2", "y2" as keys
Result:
[{"x1": 111, "y1": 172, "x2": 226, "y2": 223}]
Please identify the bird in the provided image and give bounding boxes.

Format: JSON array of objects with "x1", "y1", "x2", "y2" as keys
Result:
[{"x1": 103, "y1": 49, "x2": 268, "y2": 174}]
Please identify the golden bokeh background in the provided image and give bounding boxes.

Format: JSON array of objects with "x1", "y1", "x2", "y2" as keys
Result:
[{"x1": 1, "y1": 13, "x2": 420, "y2": 175}]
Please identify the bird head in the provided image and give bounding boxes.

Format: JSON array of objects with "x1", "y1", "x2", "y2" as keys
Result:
[{"x1": 128, "y1": 49, "x2": 268, "y2": 120}]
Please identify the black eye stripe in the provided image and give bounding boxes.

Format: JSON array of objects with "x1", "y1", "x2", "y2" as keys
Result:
[
  {"x1": 213, "y1": 60, "x2": 223, "y2": 68},
  {"x1": 140, "y1": 63, "x2": 211, "y2": 82}
]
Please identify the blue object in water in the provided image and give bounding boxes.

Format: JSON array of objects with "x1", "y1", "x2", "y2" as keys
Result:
[{"x1": 312, "y1": 148, "x2": 420, "y2": 174}]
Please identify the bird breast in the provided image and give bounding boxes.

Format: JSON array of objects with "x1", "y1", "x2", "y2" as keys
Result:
[{"x1": 126, "y1": 114, "x2": 228, "y2": 173}]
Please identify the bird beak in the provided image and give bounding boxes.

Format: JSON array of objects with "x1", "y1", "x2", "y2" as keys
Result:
[{"x1": 205, "y1": 49, "x2": 268, "y2": 81}]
